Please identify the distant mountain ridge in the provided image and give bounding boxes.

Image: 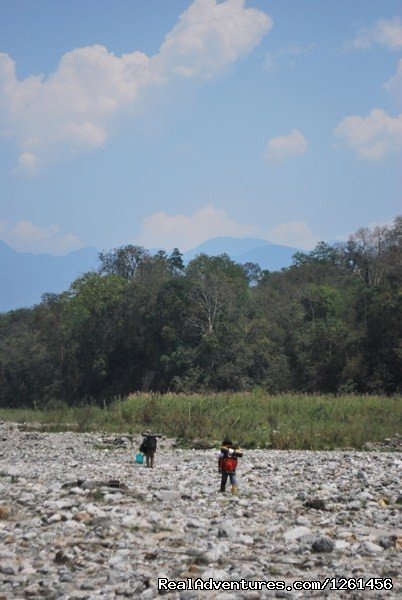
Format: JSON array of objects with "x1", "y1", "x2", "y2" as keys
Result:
[
  {"x1": 0, "y1": 236, "x2": 299, "y2": 312},
  {"x1": 183, "y1": 236, "x2": 299, "y2": 271},
  {"x1": 0, "y1": 241, "x2": 98, "y2": 312}
]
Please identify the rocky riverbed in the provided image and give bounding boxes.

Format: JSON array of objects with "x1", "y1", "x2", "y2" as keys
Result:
[{"x1": 0, "y1": 421, "x2": 401, "y2": 599}]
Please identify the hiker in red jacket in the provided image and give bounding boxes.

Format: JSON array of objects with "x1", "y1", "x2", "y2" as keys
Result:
[{"x1": 218, "y1": 439, "x2": 243, "y2": 494}]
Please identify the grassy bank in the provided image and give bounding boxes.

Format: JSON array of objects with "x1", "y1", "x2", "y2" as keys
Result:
[{"x1": 0, "y1": 392, "x2": 401, "y2": 450}]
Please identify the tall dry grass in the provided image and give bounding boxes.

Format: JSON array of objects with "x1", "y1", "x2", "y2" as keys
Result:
[{"x1": 1, "y1": 392, "x2": 400, "y2": 449}]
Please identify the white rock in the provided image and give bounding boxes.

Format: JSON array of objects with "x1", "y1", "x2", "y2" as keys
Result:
[
  {"x1": 362, "y1": 541, "x2": 384, "y2": 554},
  {"x1": 47, "y1": 513, "x2": 62, "y2": 523},
  {"x1": 201, "y1": 568, "x2": 230, "y2": 580},
  {"x1": 283, "y1": 526, "x2": 311, "y2": 542}
]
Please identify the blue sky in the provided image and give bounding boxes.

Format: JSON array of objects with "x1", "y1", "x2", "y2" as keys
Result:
[{"x1": 0, "y1": 0, "x2": 401, "y2": 255}]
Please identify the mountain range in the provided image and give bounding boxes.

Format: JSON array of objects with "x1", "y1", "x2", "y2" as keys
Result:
[
  {"x1": 182, "y1": 237, "x2": 298, "y2": 270},
  {"x1": 0, "y1": 237, "x2": 299, "y2": 312},
  {"x1": 0, "y1": 241, "x2": 99, "y2": 313}
]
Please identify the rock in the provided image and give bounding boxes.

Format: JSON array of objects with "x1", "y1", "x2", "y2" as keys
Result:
[
  {"x1": 217, "y1": 520, "x2": 238, "y2": 539},
  {"x1": 54, "y1": 550, "x2": 71, "y2": 564},
  {"x1": 0, "y1": 505, "x2": 11, "y2": 519},
  {"x1": 72, "y1": 511, "x2": 92, "y2": 522},
  {"x1": 201, "y1": 568, "x2": 230, "y2": 580},
  {"x1": 303, "y1": 497, "x2": 326, "y2": 510},
  {"x1": 0, "y1": 421, "x2": 401, "y2": 599},
  {"x1": 47, "y1": 513, "x2": 62, "y2": 523},
  {"x1": 283, "y1": 526, "x2": 312, "y2": 542},
  {"x1": 362, "y1": 541, "x2": 384, "y2": 554},
  {"x1": 377, "y1": 536, "x2": 395, "y2": 549},
  {"x1": 0, "y1": 562, "x2": 18, "y2": 575},
  {"x1": 347, "y1": 500, "x2": 361, "y2": 511},
  {"x1": 311, "y1": 536, "x2": 334, "y2": 553},
  {"x1": 205, "y1": 541, "x2": 229, "y2": 562},
  {"x1": 24, "y1": 583, "x2": 41, "y2": 596},
  {"x1": 334, "y1": 540, "x2": 350, "y2": 550}
]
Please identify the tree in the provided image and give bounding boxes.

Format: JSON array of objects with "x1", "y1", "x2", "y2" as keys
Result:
[
  {"x1": 0, "y1": 216, "x2": 400, "y2": 405},
  {"x1": 184, "y1": 254, "x2": 250, "y2": 389},
  {"x1": 292, "y1": 241, "x2": 339, "y2": 267},
  {"x1": 186, "y1": 253, "x2": 248, "y2": 336},
  {"x1": 341, "y1": 224, "x2": 394, "y2": 287},
  {"x1": 61, "y1": 273, "x2": 127, "y2": 401},
  {"x1": 0, "y1": 308, "x2": 55, "y2": 408},
  {"x1": 169, "y1": 248, "x2": 185, "y2": 273},
  {"x1": 98, "y1": 245, "x2": 150, "y2": 279},
  {"x1": 242, "y1": 262, "x2": 262, "y2": 285}
]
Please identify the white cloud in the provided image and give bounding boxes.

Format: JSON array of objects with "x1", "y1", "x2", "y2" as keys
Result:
[
  {"x1": 334, "y1": 108, "x2": 402, "y2": 160},
  {"x1": 16, "y1": 152, "x2": 39, "y2": 176},
  {"x1": 136, "y1": 204, "x2": 258, "y2": 251},
  {"x1": 266, "y1": 221, "x2": 319, "y2": 250},
  {"x1": 352, "y1": 16, "x2": 402, "y2": 50},
  {"x1": 156, "y1": 0, "x2": 272, "y2": 80},
  {"x1": 264, "y1": 129, "x2": 308, "y2": 163},
  {"x1": 136, "y1": 205, "x2": 321, "y2": 252},
  {"x1": 135, "y1": 205, "x2": 323, "y2": 252},
  {"x1": 0, "y1": 0, "x2": 271, "y2": 174},
  {"x1": 385, "y1": 58, "x2": 402, "y2": 105},
  {"x1": 0, "y1": 220, "x2": 85, "y2": 254}
]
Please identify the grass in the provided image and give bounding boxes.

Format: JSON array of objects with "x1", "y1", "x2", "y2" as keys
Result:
[{"x1": 0, "y1": 391, "x2": 401, "y2": 450}]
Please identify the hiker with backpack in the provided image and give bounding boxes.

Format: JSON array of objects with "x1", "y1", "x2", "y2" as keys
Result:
[
  {"x1": 218, "y1": 439, "x2": 243, "y2": 494},
  {"x1": 140, "y1": 431, "x2": 161, "y2": 468}
]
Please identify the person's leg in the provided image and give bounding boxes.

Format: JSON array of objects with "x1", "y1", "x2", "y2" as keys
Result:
[
  {"x1": 220, "y1": 472, "x2": 228, "y2": 492},
  {"x1": 229, "y1": 472, "x2": 238, "y2": 494},
  {"x1": 146, "y1": 453, "x2": 150, "y2": 468},
  {"x1": 150, "y1": 452, "x2": 155, "y2": 468}
]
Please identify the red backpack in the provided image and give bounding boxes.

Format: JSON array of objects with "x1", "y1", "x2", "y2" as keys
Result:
[{"x1": 219, "y1": 455, "x2": 238, "y2": 472}]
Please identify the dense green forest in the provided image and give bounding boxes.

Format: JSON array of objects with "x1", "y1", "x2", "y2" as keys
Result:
[{"x1": 1, "y1": 217, "x2": 401, "y2": 408}]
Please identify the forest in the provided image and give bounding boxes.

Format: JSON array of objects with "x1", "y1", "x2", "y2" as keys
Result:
[{"x1": 0, "y1": 217, "x2": 401, "y2": 409}]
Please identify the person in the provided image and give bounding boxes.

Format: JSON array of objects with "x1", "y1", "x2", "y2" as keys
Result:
[
  {"x1": 140, "y1": 431, "x2": 161, "y2": 468},
  {"x1": 218, "y1": 439, "x2": 243, "y2": 494}
]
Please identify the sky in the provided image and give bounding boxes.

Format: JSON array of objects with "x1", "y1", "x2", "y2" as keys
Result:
[{"x1": 0, "y1": 0, "x2": 401, "y2": 255}]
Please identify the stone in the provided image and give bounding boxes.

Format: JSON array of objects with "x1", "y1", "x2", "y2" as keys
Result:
[
  {"x1": 347, "y1": 501, "x2": 361, "y2": 511},
  {"x1": 24, "y1": 583, "x2": 41, "y2": 596},
  {"x1": 377, "y1": 536, "x2": 394, "y2": 549},
  {"x1": 362, "y1": 541, "x2": 384, "y2": 554},
  {"x1": 0, "y1": 420, "x2": 401, "y2": 599},
  {"x1": 304, "y1": 497, "x2": 326, "y2": 510},
  {"x1": 311, "y1": 536, "x2": 335, "y2": 553},
  {"x1": 283, "y1": 526, "x2": 312, "y2": 542},
  {"x1": 47, "y1": 513, "x2": 62, "y2": 523},
  {"x1": 72, "y1": 511, "x2": 92, "y2": 522},
  {"x1": 0, "y1": 505, "x2": 11, "y2": 519}
]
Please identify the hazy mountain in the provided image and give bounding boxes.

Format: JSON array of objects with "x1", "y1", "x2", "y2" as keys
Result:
[
  {"x1": 0, "y1": 241, "x2": 98, "y2": 312},
  {"x1": 0, "y1": 236, "x2": 300, "y2": 312},
  {"x1": 183, "y1": 237, "x2": 299, "y2": 271}
]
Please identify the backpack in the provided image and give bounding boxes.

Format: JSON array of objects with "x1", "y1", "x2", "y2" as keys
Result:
[
  {"x1": 145, "y1": 435, "x2": 157, "y2": 453},
  {"x1": 219, "y1": 456, "x2": 237, "y2": 472}
]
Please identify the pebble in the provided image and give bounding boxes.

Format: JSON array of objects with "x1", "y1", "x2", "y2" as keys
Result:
[{"x1": 0, "y1": 421, "x2": 401, "y2": 599}]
